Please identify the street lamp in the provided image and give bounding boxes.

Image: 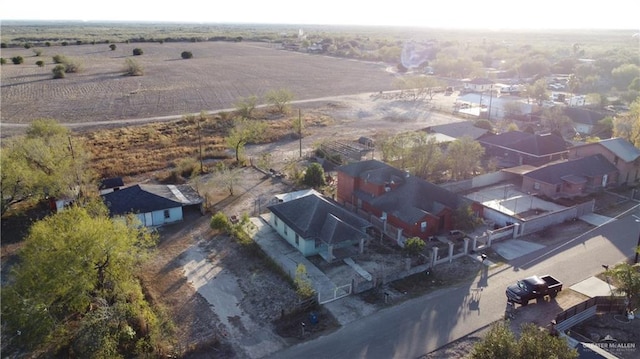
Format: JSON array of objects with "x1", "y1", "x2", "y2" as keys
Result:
[{"x1": 633, "y1": 215, "x2": 640, "y2": 264}]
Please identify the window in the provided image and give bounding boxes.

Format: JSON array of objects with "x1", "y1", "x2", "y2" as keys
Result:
[
  {"x1": 163, "y1": 209, "x2": 170, "y2": 219},
  {"x1": 295, "y1": 234, "x2": 299, "y2": 245},
  {"x1": 421, "y1": 222, "x2": 427, "y2": 232}
]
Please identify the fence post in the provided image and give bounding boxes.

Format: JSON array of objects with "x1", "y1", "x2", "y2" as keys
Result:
[
  {"x1": 464, "y1": 237, "x2": 469, "y2": 254},
  {"x1": 431, "y1": 247, "x2": 438, "y2": 267},
  {"x1": 448, "y1": 242, "x2": 454, "y2": 263}
]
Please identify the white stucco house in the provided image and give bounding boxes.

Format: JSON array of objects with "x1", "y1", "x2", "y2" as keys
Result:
[{"x1": 267, "y1": 192, "x2": 371, "y2": 262}]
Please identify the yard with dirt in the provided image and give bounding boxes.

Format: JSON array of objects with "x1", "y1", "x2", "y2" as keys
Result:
[{"x1": 3, "y1": 35, "x2": 638, "y2": 359}]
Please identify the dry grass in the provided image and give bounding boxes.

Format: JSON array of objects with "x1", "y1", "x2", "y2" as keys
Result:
[{"x1": 81, "y1": 106, "x2": 333, "y2": 179}]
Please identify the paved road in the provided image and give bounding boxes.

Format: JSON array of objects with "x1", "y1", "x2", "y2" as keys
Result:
[{"x1": 267, "y1": 208, "x2": 640, "y2": 359}]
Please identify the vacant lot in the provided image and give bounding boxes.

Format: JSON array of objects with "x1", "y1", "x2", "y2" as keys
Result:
[{"x1": 1, "y1": 41, "x2": 396, "y2": 125}]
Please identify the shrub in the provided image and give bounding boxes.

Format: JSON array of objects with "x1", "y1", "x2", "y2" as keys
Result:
[
  {"x1": 210, "y1": 212, "x2": 230, "y2": 231},
  {"x1": 132, "y1": 48, "x2": 143, "y2": 56},
  {"x1": 1, "y1": 43, "x2": 7, "y2": 48},
  {"x1": 52, "y1": 54, "x2": 66, "y2": 64},
  {"x1": 123, "y1": 58, "x2": 143, "y2": 76},
  {"x1": 474, "y1": 119, "x2": 493, "y2": 130},
  {"x1": 0, "y1": 58, "x2": 6, "y2": 65},
  {"x1": 61, "y1": 41, "x2": 68, "y2": 46},
  {"x1": 63, "y1": 59, "x2": 82, "y2": 73},
  {"x1": 404, "y1": 237, "x2": 426, "y2": 256},
  {"x1": 11, "y1": 56, "x2": 24, "y2": 64},
  {"x1": 36, "y1": 60, "x2": 45, "y2": 67},
  {"x1": 52, "y1": 64, "x2": 66, "y2": 79},
  {"x1": 45, "y1": 42, "x2": 51, "y2": 47},
  {"x1": 109, "y1": 44, "x2": 116, "y2": 51},
  {"x1": 33, "y1": 49, "x2": 42, "y2": 56},
  {"x1": 23, "y1": 43, "x2": 31, "y2": 49},
  {"x1": 181, "y1": 51, "x2": 193, "y2": 59},
  {"x1": 76, "y1": 40, "x2": 82, "y2": 45}
]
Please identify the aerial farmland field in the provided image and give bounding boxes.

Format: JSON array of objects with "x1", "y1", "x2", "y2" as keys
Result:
[{"x1": 1, "y1": 41, "x2": 396, "y2": 124}]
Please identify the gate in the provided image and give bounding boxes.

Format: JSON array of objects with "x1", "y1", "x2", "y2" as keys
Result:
[{"x1": 318, "y1": 283, "x2": 352, "y2": 304}]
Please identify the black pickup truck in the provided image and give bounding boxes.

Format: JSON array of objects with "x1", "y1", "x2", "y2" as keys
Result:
[{"x1": 506, "y1": 275, "x2": 562, "y2": 306}]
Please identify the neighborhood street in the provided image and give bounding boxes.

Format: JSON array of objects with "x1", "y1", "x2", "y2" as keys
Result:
[{"x1": 266, "y1": 208, "x2": 640, "y2": 359}]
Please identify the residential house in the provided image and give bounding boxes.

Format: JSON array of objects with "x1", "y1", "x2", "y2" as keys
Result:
[
  {"x1": 267, "y1": 192, "x2": 370, "y2": 262},
  {"x1": 568, "y1": 137, "x2": 640, "y2": 185},
  {"x1": 564, "y1": 107, "x2": 606, "y2": 135},
  {"x1": 102, "y1": 184, "x2": 203, "y2": 227},
  {"x1": 521, "y1": 154, "x2": 618, "y2": 198},
  {"x1": 336, "y1": 160, "x2": 461, "y2": 239},
  {"x1": 427, "y1": 121, "x2": 490, "y2": 141},
  {"x1": 463, "y1": 78, "x2": 494, "y2": 93},
  {"x1": 98, "y1": 177, "x2": 125, "y2": 195},
  {"x1": 456, "y1": 93, "x2": 534, "y2": 121},
  {"x1": 478, "y1": 131, "x2": 569, "y2": 168}
]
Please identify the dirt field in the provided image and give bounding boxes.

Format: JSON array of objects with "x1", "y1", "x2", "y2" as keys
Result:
[{"x1": 1, "y1": 41, "x2": 397, "y2": 125}]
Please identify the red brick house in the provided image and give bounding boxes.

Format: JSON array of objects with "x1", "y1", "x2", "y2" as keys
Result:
[
  {"x1": 336, "y1": 160, "x2": 462, "y2": 239},
  {"x1": 478, "y1": 131, "x2": 569, "y2": 168},
  {"x1": 522, "y1": 154, "x2": 618, "y2": 198},
  {"x1": 568, "y1": 137, "x2": 640, "y2": 186}
]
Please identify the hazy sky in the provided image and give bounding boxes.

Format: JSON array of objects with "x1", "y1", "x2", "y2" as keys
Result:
[{"x1": 2, "y1": 0, "x2": 639, "y2": 29}]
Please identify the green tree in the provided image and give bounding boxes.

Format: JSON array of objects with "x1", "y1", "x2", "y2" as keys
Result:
[
  {"x1": 604, "y1": 263, "x2": 640, "y2": 310},
  {"x1": 453, "y1": 204, "x2": 481, "y2": 231},
  {"x1": 611, "y1": 64, "x2": 640, "y2": 90},
  {"x1": 132, "y1": 47, "x2": 143, "y2": 56},
  {"x1": 525, "y1": 79, "x2": 549, "y2": 104},
  {"x1": 0, "y1": 119, "x2": 91, "y2": 216},
  {"x1": 613, "y1": 98, "x2": 640, "y2": 147},
  {"x1": 472, "y1": 321, "x2": 577, "y2": 359},
  {"x1": 303, "y1": 163, "x2": 326, "y2": 188},
  {"x1": 11, "y1": 56, "x2": 24, "y2": 64},
  {"x1": 35, "y1": 60, "x2": 44, "y2": 67},
  {"x1": 109, "y1": 44, "x2": 116, "y2": 51},
  {"x1": 471, "y1": 321, "x2": 517, "y2": 359},
  {"x1": 265, "y1": 88, "x2": 294, "y2": 114},
  {"x1": 446, "y1": 136, "x2": 484, "y2": 180},
  {"x1": 1, "y1": 204, "x2": 162, "y2": 356},
  {"x1": 541, "y1": 107, "x2": 572, "y2": 134},
  {"x1": 225, "y1": 117, "x2": 267, "y2": 163},
  {"x1": 181, "y1": 51, "x2": 193, "y2": 59},
  {"x1": 234, "y1": 95, "x2": 259, "y2": 118}
]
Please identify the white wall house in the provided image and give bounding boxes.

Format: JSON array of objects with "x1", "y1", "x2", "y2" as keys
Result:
[{"x1": 267, "y1": 192, "x2": 370, "y2": 262}]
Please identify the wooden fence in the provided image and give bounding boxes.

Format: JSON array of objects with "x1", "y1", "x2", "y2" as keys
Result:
[{"x1": 554, "y1": 296, "x2": 627, "y2": 331}]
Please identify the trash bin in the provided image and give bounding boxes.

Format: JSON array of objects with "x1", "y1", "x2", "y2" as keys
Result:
[{"x1": 309, "y1": 312, "x2": 318, "y2": 325}]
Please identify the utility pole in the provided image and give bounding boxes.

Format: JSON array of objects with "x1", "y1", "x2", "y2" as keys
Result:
[
  {"x1": 488, "y1": 84, "x2": 493, "y2": 122},
  {"x1": 299, "y1": 109, "x2": 302, "y2": 158},
  {"x1": 197, "y1": 117, "x2": 204, "y2": 174}
]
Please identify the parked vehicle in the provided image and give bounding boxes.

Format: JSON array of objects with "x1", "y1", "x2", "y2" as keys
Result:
[{"x1": 506, "y1": 275, "x2": 562, "y2": 306}]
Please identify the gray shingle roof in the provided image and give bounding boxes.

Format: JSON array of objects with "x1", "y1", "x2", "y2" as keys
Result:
[
  {"x1": 598, "y1": 138, "x2": 640, "y2": 163},
  {"x1": 370, "y1": 176, "x2": 460, "y2": 223},
  {"x1": 102, "y1": 184, "x2": 202, "y2": 215},
  {"x1": 479, "y1": 131, "x2": 568, "y2": 156},
  {"x1": 267, "y1": 193, "x2": 370, "y2": 244},
  {"x1": 564, "y1": 107, "x2": 606, "y2": 125},
  {"x1": 338, "y1": 160, "x2": 460, "y2": 224},
  {"x1": 524, "y1": 154, "x2": 618, "y2": 184}
]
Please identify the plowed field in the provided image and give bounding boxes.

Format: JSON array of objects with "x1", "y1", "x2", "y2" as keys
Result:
[{"x1": 1, "y1": 41, "x2": 396, "y2": 125}]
